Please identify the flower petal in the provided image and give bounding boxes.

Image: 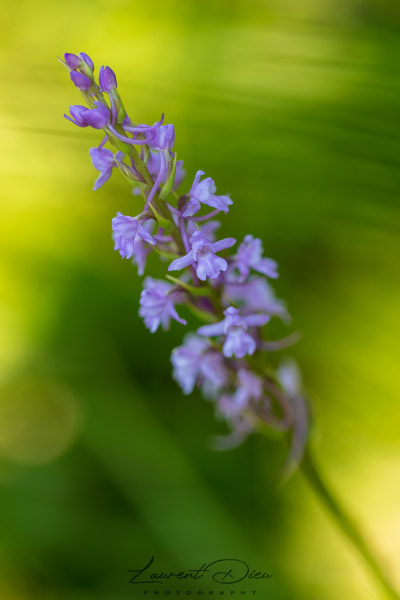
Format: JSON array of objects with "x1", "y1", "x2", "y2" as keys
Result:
[
  {"x1": 243, "y1": 313, "x2": 270, "y2": 327},
  {"x1": 202, "y1": 194, "x2": 232, "y2": 213},
  {"x1": 197, "y1": 321, "x2": 225, "y2": 337},
  {"x1": 255, "y1": 258, "x2": 279, "y2": 279},
  {"x1": 210, "y1": 237, "x2": 236, "y2": 253},
  {"x1": 137, "y1": 223, "x2": 156, "y2": 245},
  {"x1": 183, "y1": 198, "x2": 201, "y2": 217},
  {"x1": 168, "y1": 252, "x2": 194, "y2": 272},
  {"x1": 93, "y1": 169, "x2": 112, "y2": 191}
]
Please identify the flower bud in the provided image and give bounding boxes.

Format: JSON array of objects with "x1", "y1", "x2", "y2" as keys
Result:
[
  {"x1": 116, "y1": 160, "x2": 140, "y2": 182},
  {"x1": 99, "y1": 66, "x2": 117, "y2": 92},
  {"x1": 70, "y1": 71, "x2": 92, "y2": 91},
  {"x1": 84, "y1": 103, "x2": 110, "y2": 129},
  {"x1": 80, "y1": 52, "x2": 94, "y2": 71},
  {"x1": 64, "y1": 53, "x2": 81, "y2": 69},
  {"x1": 64, "y1": 105, "x2": 90, "y2": 127}
]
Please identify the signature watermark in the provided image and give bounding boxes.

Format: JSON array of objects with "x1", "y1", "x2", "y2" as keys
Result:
[{"x1": 128, "y1": 557, "x2": 272, "y2": 595}]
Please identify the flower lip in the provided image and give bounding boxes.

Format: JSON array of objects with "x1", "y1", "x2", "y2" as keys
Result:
[
  {"x1": 139, "y1": 277, "x2": 186, "y2": 333},
  {"x1": 232, "y1": 234, "x2": 279, "y2": 281},
  {"x1": 197, "y1": 306, "x2": 270, "y2": 358},
  {"x1": 171, "y1": 334, "x2": 227, "y2": 396},
  {"x1": 112, "y1": 212, "x2": 156, "y2": 259},
  {"x1": 183, "y1": 170, "x2": 233, "y2": 217},
  {"x1": 168, "y1": 231, "x2": 235, "y2": 281}
]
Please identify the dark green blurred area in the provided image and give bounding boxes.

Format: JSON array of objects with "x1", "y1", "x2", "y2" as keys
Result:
[{"x1": 0, "y1": 0, "x2": 399, "y2": 598}]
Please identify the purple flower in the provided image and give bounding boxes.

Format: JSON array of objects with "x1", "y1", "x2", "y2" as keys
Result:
[
  {"x1": 147, "y1": 151, "x2": 185, "y2": 189},
  {"x1": 99, "y1": 66, "x2": 117, "y2": 92},
  {"x1": 70, "y1": 71, "x2": 92, "y2": 91},
  {"x1": 183, "y1": 171, "x2": 233, "y2": 217},
  {"x1": 171, "y1": 334, "x2": 228, "y2": 395},
  {"x1": 200, "y1": 352, "x2": 229, "y2": 398},
  {"x1": 65, "y1": 102, "x2": 109, "y2": 129},
  {"x1": 231, "y1": 235, "x2": 278, "y2": 282},
  {"x1": 237, "y1": 368, "x2": 263, "y2": 400},
  {"x1": 139, "y1": 277, "x2": 186, "y2": 333},
  {"x1": 64, "y1": 105, "x2": 89, "y2": 127},
  {"x1": 218, "y1": 369, "x2": 263, "y2": 418},
  {"x1": 197, "y1": 306, "x2": 270, "y2": 358},
  {"x1": 131, "y1": 220, "x2": 155, "y2": 276},
  {"x1": 168, "y1": 230, "x2": 236, "y2": 281},
  {"x1": 149, "y1": 124, "x2": 175, "y2": 151},
  {"x1": 89, "y1": 147, "x2": 118, "y2": 191},
  {"x1": 224, "y1": 277, "x2": 289, "y2": 320},
  {"x1": 112, "y1": 212, "x2": 156, "y2": 259},
  {"x1": 84, "y1": 102, "x2": 110, "y2": 129},
  {"x1": 64, "y1": 53, "x2": 81, "y2": 69},
  {"x1": 80, "y1": 52, "x2": 94, "y2": 71}
]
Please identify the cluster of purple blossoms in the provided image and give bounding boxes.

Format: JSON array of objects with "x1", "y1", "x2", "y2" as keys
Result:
[{"x1": 61, "y1": 52, "x2": 308, "y2": 462}]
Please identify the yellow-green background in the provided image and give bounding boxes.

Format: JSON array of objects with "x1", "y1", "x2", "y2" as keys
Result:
[{"x1": 0, "y1": 0, "x2": 399, "y2": 598}]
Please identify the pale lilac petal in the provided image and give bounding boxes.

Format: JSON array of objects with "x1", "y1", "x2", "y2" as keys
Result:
[
  {"x1": 255, "y1": 258, "x2": 279, "y2": 278},
  {"x1": 93, "y1": 169, "x2": 112, "y2": 191},
  {"x1": 112, "y1": 213, "x2": 138, "y2": 238},
  {"x1": 171, "y1": 334, "x2": 211, "y2": 395},
  {"x1": 89, "y1": 147, "x2": 114, "y2": 170},
  {"x1": 210, "y1": 237, "x2": 236, "y2": 253},
  {"x1": 243, "y1": 314, "x2": 270, "y2": 327},
  {"x1": 183, "y1": 198, "x2": 201, "y2": 217},
  {"x1": 137, "y1": 223, "x2": 156, "y2": 245},
  {"x1": 201, "y1": 354, "x2": 228, "y2": 397},
  {"x1": 193, "y1": 177, "x2": 216, "y2": 201},
  {"x1": 233, "y1": 235, "x2": 278, "y2": 281},
  {"x1": 196, "y1": 254, "x2": 227, "y2": 281},
  {"x1": 168, "y1": 304, "x2": 187, "y2": 327},
  {"x1": 168, "y1": 252, "x2": 194, "y2": 272},
  {"x1": 150, "y1": 124, "x2": 175, "y2": 151},
  {"x1": 132, "y1": 242, "x2": 151, "y2": 276},
  {"x1": 197, "y1": 321, "x2": 225, "y2": 337},
  {"x1": 201, "y1": 194, "x2": 232, "y2": 213},
  {"x1": 223, "y1": 330, "x2": 256, "y2": 358},
  {"x1": 189, "y1": 170, "x2": 205, "y2": 195},
  {"x1": 139, "y1": 277, "x2": 186, "y2": 333}
]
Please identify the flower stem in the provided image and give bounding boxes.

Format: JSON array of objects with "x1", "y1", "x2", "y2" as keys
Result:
[
  {"x1": 301, "y1": 449, "x2": 400, "y2": 599},
  {"x1": 108, "y1": 128, "x2": 186, "y2": 253}
]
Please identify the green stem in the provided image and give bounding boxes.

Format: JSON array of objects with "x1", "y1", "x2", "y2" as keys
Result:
[{"x1": 301, "y1": 449, "x2": 399, "y2": 600}]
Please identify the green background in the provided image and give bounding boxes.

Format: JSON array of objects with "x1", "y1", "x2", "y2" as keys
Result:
[{"x1": 0, "y1": 0, "x2": 399, "y2": 598}]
